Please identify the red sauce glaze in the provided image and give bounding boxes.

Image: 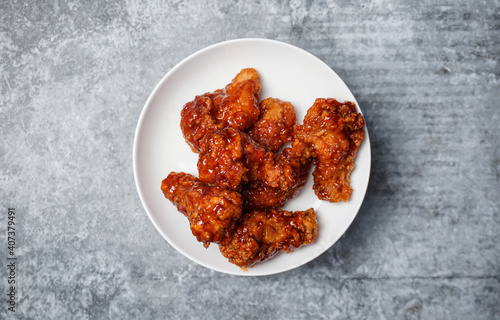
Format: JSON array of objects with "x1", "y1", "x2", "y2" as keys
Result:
[
  {"x1": 295, "y1": 98, "x2": 365, "y2": 202},
  {"x1": 219, "y1": 208, "x2": 318, "y2": 267},
  {"x1": 161, "y1": 172, "x2": 242, "y2": 247}
]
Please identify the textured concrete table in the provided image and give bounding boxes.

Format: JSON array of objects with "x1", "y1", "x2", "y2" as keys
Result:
[{"x1": 1, "y1": 1, "x2": 499, "y2": 319}]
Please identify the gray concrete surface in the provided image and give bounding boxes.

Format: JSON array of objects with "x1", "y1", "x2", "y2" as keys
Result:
[{"x1": 1, "y1": 0, "x2": 499, "y2": 319}]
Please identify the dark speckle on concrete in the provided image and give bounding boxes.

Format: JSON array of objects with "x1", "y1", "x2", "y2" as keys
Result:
[{"x1": 1, "y1": 0, "x2": 499, "y2": 319}]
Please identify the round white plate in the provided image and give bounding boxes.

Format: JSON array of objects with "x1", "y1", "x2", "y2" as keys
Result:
[{"x1": 133, "y1": 38, "x2": 371, "y2": 276}]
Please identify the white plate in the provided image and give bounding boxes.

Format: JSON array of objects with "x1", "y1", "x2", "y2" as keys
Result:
[{"x1": 133, "y1": 38, "x2": 371, "y2": 276}]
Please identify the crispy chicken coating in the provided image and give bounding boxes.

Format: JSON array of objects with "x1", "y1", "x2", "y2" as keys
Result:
[
  {"x1": 161, "y1": 172, "x2": 243, "y2": 247},
  {"x1": 180, "y1": 95, "x2": 224, "y2": 153},
  {"x1": 247, "y1": 97, "x2": 296, "y2": 152},
  {"x1": 213, "y1": 68, "x2": 261, "y2": 130},
  {"x1": 197, "y1": 127, "x2": 310, "y2": 194},
  {"x1": 242, "y1": 140, "x2": 312, "y2": 211},
  {"x1": 197, "y1": 128, "x2": 248, "y2": 190},
  {"x1": 180, "y1": 68, "x2": 261, "y2": 152},
  {"x1": 219, "y1": 208, "x2": 318, "y2": 268},
  {"x1": 241, "y1": 177, "x2": 308, "y2": 212},
  {"x1": 243, "y1": 144, "x2": 289, "y2": 189},
  {"x1": 295, "y1": 98, "x2": 365, "y2": 202},
  {"x1": 242, "y1": 133, "x2": 300, "y2": 191}
]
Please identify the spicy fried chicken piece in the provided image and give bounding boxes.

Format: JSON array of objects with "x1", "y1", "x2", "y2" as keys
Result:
[
  {"x1": 242, "y1": 136, "x2": 299, "y2": 191},
  {"x1": 198, "y1": 128, "x2": 248, "y2": 190},
  {"x1": 213, "y1": 68, "x2": 261, "y2": 130},
  {"x1": 180, "y1": 68, "x2": 261, "y2": 153},
  {"x1": 241, "y1": 177, "x2": 308, "y2": 211},
  {"x1": 180, "y1": 95, "x2": 225, "y2": 152},
  {"x1": 247, "y1": 98, "x2": 296, "y2": 152},
  {"x1": 242, "y1": 140, "x2": 312, "y2": 211},
  {"x1": 243, "y1": 136, "x2": 313, "y2": 192},
  {"x1": 161, "y1": 172, "x2": 243, "y2": 247},
  {"x1": 198, "y1": 127, "x2": 309, "y2": 192},
  {"x1": 219, "y1": 208, "x2": 318, "y2": 268},
  {"x1": 295, "y1": 98, "x2": 365, "y2": 202}
]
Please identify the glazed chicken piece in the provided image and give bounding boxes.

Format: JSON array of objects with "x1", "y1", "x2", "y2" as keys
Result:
[
  {"x1": 295, "y1": 98, "x2": 365, "y2": 202},
  {"x1": 219, "y1": 208, "x2": 318, "y2": 268},
  {"x1": 197, "y1": 127, "x2": 248, "y2": 190},
  {"x1": 180, "y1": 68, "x2": 261, "y2": 152},
  {"x1": 161, "y1": 172, "x2": 243, "y2": 247},
  {"x1": 180, "y1": 95, "x2": 224, "y2": 153},
  {"x1": 247, "y1": 97, "x2": 296, "y2": 152},
  {"x1": 212, "y1": 68, "x2": 261, "y2": 130},
  {"x1": 242, "y1": 131, "x2": 302, "y2": 191},
  {"x1": 241, "y1": 177, "x2": 307, "y2": 211},
  {"x1": 242, "y1": 140, "x2": 312, "y2": 211},
  {"x1": 197, "y1": 127, "x2": 309, "y2": 193}
]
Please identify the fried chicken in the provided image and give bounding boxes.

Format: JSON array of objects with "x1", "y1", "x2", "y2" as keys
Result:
[
  {"x1": 241, "y1": 140, "x2": 312, "y2": 211},
  {"x1": 295, "y1": 98, "x2": 365, "y2": 202},
  {"x1": 180, "y1": 95, "x2": 224, "y2": 153},
  {"x1": 197, "y1": 127, "x2": 310, "y2": 194},
  {"x1": 241, "y1": 178, "x2": 308, "y2": 212},
  {"x1": 180, "y1": 68, "x2": 261, "y2": 152},
  {"x1": 242, "y1": 133, "x2": 300, "y2": 191},
  {"x1": 219, "y1": 208, "x2": 318, "y2": 268},
  {"x1": 247, "y1": 97, "x2": 296, "y2": 152},
  {"x1": 161, "y1": 172, "x2": 243, "y2": 247},
  {"x1": 166, "y1": 65, "x2": 369, "y2": 268},
  {"x1": 213, "y1": 68, "x2": 261, "y2": 130},
  {"x1": 197, "y1": 127, "x2": 248, "y2": 190}
]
